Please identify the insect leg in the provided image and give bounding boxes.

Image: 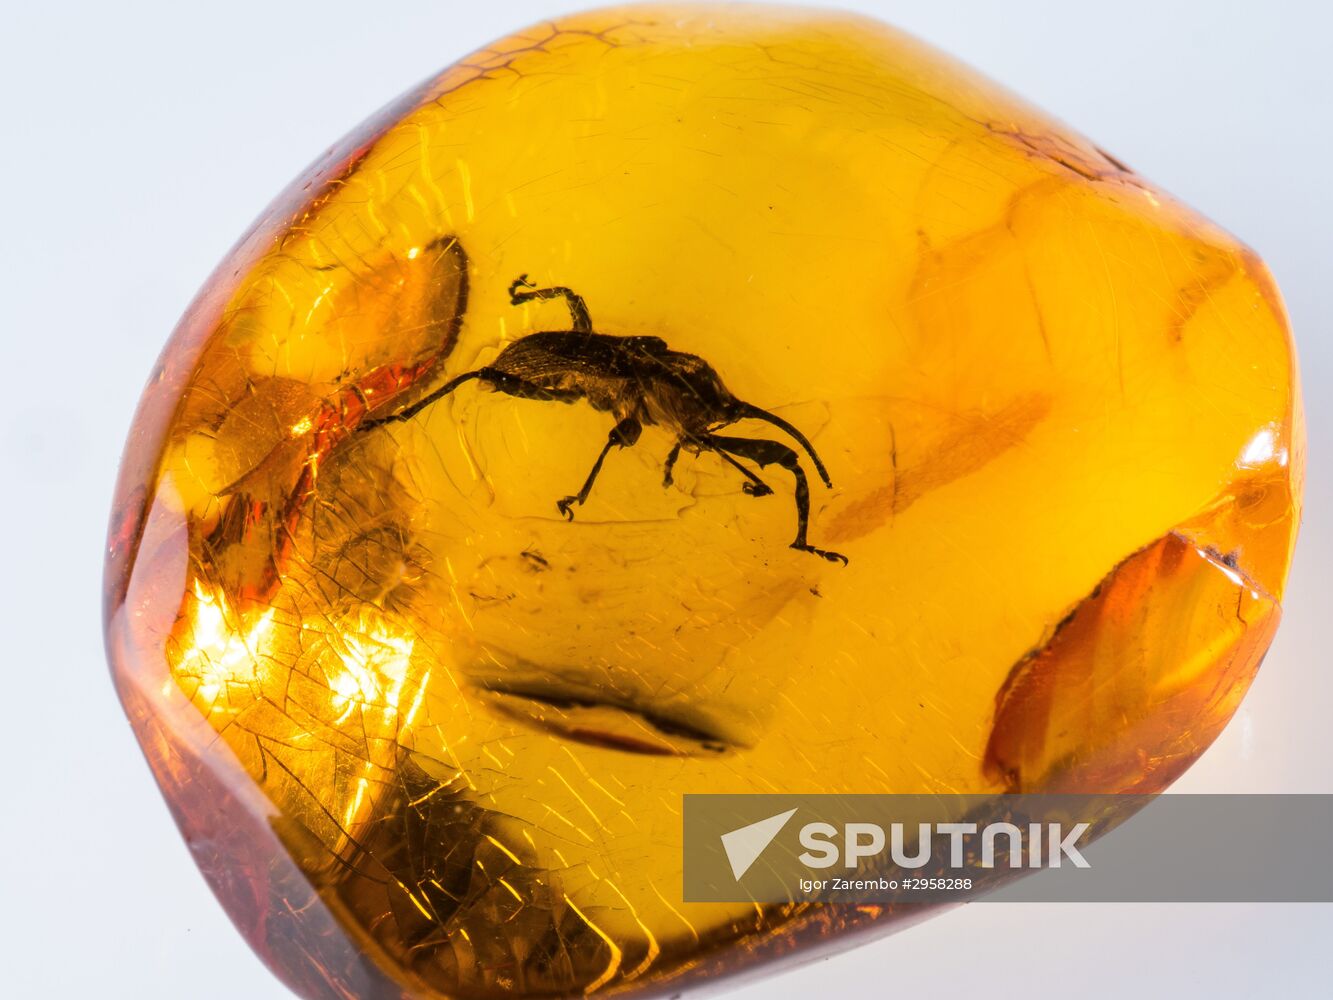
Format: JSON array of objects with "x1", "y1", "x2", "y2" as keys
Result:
[
  {"x1": 359, "y1": 369, "x2": 485, "y2": 431},
  {"x1": 360, "y1": 366, "x2": 579, "y2": 432},
  {"x1": 508, "y1": 274, "x2": 593, "y2": 333},
  {"x1": 473, "y1": 369, "x2": 582, "y2": 404},
  {"x1": 663, "y1": 437, "x2": 773, "y2": 496},
  {"x1": 711, "y1": 446, "x2": 775, "y2": 496},
  {"x1": 730, "y1": 401, "x2": 834, "y2": 488},
  {"x1": 662, "y1": 440, "x2": 683, "y2": 487},
  {"x1": 703, "y1": 433, "x2": 847, "y2": 565},
  {"x1": 557, "y1": 417, "x2": 642, "y2": 520}
]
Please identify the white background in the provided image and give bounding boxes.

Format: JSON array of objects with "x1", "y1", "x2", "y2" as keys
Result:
[{"x1": 2, "y1": 1, "x2": 1329, "y2": 996}]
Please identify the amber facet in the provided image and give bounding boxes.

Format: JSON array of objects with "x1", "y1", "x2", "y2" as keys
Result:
[{"x1": 105, "y1": 6, "x2": 1302, "y2": 998}]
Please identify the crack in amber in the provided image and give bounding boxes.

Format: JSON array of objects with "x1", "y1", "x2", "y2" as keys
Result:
[{"x1": 105, "y1": 5, "x2": 1301, "y2": 998}]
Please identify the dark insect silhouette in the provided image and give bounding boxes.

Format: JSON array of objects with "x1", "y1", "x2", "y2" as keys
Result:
[{"x1": 361, "y1": 275, "x2": 847, "y2": 564}]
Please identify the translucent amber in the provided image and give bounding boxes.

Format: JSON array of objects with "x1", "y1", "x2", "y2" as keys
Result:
[{"x1": 104, "y1": 6, "x2": 1302, "y2": 997}]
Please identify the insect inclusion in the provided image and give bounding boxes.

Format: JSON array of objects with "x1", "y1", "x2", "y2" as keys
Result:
[{"x1": 362, "y1": 275, "x2": 847, "y2": 564}]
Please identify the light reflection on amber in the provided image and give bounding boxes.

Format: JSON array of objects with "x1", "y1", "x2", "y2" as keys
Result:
[{"x1": 169, "y1": 580, "x2": 274, "y2": 714}]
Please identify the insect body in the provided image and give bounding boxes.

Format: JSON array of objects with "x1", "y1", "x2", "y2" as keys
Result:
[{"x1": 362, "y1": 275, "x2": 847, "y2": 564}]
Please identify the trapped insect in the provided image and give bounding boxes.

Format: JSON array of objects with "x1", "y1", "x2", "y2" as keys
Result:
[{"x1": 362, "y1": 274, "x2": 847, "y2": 564}]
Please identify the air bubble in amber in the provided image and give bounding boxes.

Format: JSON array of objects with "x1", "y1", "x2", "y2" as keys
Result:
[{"x1": 105, "y1": 5, "x2": 1302, "y2": 998}]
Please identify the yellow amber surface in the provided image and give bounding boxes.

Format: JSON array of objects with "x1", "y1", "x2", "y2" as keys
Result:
[{"x1": 104, "y1": 5, "x2": 1302, "y2": 998}]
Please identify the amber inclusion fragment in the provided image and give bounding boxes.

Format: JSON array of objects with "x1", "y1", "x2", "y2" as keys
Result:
[{"x1": 104, "y1": 5, "x2": 1302, "y2": 998}]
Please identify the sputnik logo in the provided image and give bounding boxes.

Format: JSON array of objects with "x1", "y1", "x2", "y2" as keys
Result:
[{"x1": 720, "y1": 808, "x2": 798, "y2": 880}]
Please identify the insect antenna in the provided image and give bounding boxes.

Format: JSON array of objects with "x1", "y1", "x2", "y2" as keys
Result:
[{"x1": 732, "y1": 401, "x2": 834, "y2": 488}]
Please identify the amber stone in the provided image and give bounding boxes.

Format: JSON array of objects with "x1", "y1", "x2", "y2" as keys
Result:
[{"x1": 104, "y1": 5, "x2": 1302, "y2": 997}]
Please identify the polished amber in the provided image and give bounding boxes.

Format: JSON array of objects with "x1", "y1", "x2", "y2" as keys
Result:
[{"x1": 105, "y1": 5, "x2": 1302, "y2": 997}]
